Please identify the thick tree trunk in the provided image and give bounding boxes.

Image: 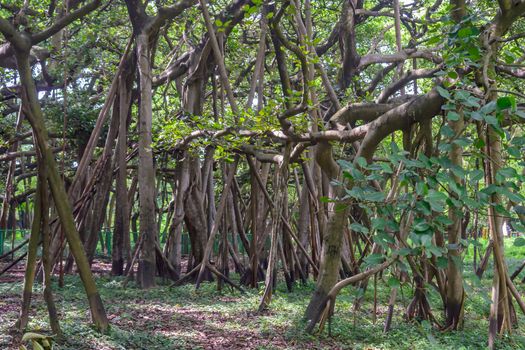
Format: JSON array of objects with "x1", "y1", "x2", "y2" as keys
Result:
[
  {"x1": 304, "y1": 204, "x2": 347, "y2": 321},
  {"x1": 112, "y1": 73, "x2": 131, "y2": 275},
  {"x1": 184, "y1": 163, "x2": 208, "y2": 270},
  {"x1": 181, "y1": 57, "x2": 210, "y2": 277},
  {"x1": 136, "y1": 33, "x2": 157, "y2": 289},
  {"x1": 445, "y1": 0, "x2": 466, "y2": 330},
  {"x1": 445, "y1": 116, "x2": 465, "y2": 329}
]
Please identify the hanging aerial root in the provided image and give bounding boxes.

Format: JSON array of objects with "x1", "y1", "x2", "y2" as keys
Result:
[
  {"x1": 171, "y1": 264, "x2": 201, "y2": 287},
  {"x1": 317, "y1": 299, "x2": 333, "y2": 335},
  {"x1": 406, "y1": 275, "x2": 443, "y2": 330},
  {"x1": 440, "y1": 293, "x2": 463, "y2": 331},
  {"x1": 0, "y1": 252, "x2": 27, "y2": 276},
  {"x1": 0, "y1": 238, "x2": 29, "y2": 261},
  {"x1": 510, "y1": 260, "x2": 525, "y2": 281},
  {"x1": 506, "y1": 274, "x2": 525, "y2": 315},
  {"x1": 170, "y1": 261, "x2": 245, "y2": 293},
  {"x1": 306, "y1": 257, "x2": 397, "y2": 333},
  {"x1": 207, "y1": 263, "x2": 245, "y2": 293}
]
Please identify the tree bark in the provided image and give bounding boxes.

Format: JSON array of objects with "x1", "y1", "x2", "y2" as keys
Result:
[
  {"x1": 445, "y1": 0, "x2": 466, "y2": 329},
  {"x1": 112, "y1": 73, "x2": 132, "y2": 275},
  {"x1": 17, "y1": 153, "x2": 42, "y2": 332},
  {"x1": 136, "y1": 32, "x2": 157, "y2": 289},
  {"x1": 13, "y1": 40, "x2": 108, "y2": 332}
]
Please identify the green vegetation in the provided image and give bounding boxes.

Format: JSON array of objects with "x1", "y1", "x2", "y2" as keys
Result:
[
  {"x1": 1, "y1": 238, "x2": 524, "y2": 349},
  {"x1": 1, "y1": 0, "x2": 525, "y2": 348}
]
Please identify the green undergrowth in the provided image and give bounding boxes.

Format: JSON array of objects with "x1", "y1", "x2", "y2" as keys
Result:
[{"x1": 0, "y1": 239, "x2": 524, "y2": 349}]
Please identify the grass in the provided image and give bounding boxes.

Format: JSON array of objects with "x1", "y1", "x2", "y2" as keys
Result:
[{"x1": 0, "y1": 238, "x2": 524, "y2": 349}]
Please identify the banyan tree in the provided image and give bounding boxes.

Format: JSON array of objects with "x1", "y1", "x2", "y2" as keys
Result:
[{"x1": 0, "y1": 0, "x2": 525, "y2": 349}]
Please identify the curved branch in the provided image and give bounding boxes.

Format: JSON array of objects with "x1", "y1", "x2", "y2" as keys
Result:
[
  {"x1": 330, "y1": 102, "x2": 401, "y2": 126},
  {"x1": 31, "y1": 0, "x2": 102, "y2": 44},
  {"x1": 377, "y1": 67, "x2": 441, "y2": 103},
  {"x1": 357, "y1": 88, "x2": 444, "y2": 161},
  {"x1": 359, "y1": 49, "x2": 441, "y2": 71},
  {"x1": 306, "y1": 257, "x2": 397, "y2": 333}
]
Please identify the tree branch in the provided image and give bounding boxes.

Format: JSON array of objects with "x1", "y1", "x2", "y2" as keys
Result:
[{"x1": 31, "y1": 0, "x2": 102, "y2": 44}]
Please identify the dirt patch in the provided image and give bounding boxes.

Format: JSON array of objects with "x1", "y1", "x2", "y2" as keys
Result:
[
  {"x1": 0, "y1": 259, "x2": 26, "y2": 284},
  {"x1": 0, "y1": 257, "x2": 338, "y2": 349}
]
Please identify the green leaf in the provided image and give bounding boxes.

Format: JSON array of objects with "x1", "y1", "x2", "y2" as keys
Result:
[
  {"x1": 497, "y1": 96, "x2": 514, "y2": 110},
  {"x1": 387, "y1": 276, "x2": 401, "y2": 288},
  {"x1": 497, "y1": 167, "x2": 517, "y2": 179},
  {"x1": 513, "y1": 237, "x2": 525, "y2": 247},
  {"x1": 375, "y1": 231, "x2": 395, "y2": 246},
  {"x1": 372, "y1": 217, "x2": 387, "y2": 231},
  {"x1": 483, "y1": 115, "x2": 498, "y2": 125},
  {"x1": 434, "y1": 215, "x2": 453, "y2": 226},
  {"x1": 437, "y1": 256, "x2": 448, "y2": 269},
  {"x1": 349, "y1": 223, "x2": 369, "y2": 234},
  {"x1": 319, "y1": 196, "x2": 334, "y2": 203},
  {"x1": 427, "y1": 35, "x2": 441, "y2": 45},
  {"x1": 366, "y1": 190, "x2": 386, "y2": 202},
  {"x1": 425, "y1": 189, "x2": 447, "y2": 212},
  {"x1": 437, "y1": 86, "x2": 451, "y2": 99},
  {"x1": 337, "y1": 159, "x2": 353, "y2": 170},
  {"x1": 515, "y1": 205, "x2": 525, "y2": 215},
  {"x1": 467, "y1": 46, "x2": 481, "y2": 60},
  {"x1": 440, "y1": 125, "x2": 455, "y2": 138},
  {"x1": 380, "y1": 162, "x2": 393, "y2": 174},
  {"x1": 335, "y1": 203, "x2": 348, "y2": 211},
  {"x1": 33, "y1": 343, "x2": 45, "y2": 350},
  {"x1": 350, "y1": 168, "x2": 365, "y2": 181},
  {"x1": 22, "y1": 333, "x2": 48, "y2": 342},
  {"x1": 447, "y1": 111, "x2": 460, "y2": 121},
  {"x1": 364, "y1": 253, "x2": 384, "y2": 267},
  {"x1": 515, "y1": 110, "x2": 525, "y2": 119},
  {"x1": 452, "y1": 137, "x2": 471, "y2": 147},
  {"x1": 463, "y1": 97, "x2": 480, "y2": 108},
  {"x1": 420, "y1": 234, "x2": 433, "y2": 247},
  {"x1": 426, "y1": 245, "x2": 444, "y2": 258},
  {"x1": 500, "y1": 187, "x2": 525, "y2": 203},
  {"x1": 356, "y1": 156, "x2": 368, "y2": 168},
  {"x1": 442, "y1": 102, "x2": 456, "y2": 110},
  {"x1": 463, "y1": 197, "x2": 481, "y2": 209},
  {"x1": 413, "y1": 220, "x2": 430, "y2": 232},
  {"x1": 394, "y1": 247, "x2": 413, "y2": 256},
  {"x1": 457, "y1": 27, "x2": 473, "y2": 38},
  {"x1": 507, "y1": 146, "x2": 521, "y2": 158},
  {"x1": 513, "y1": 221, "x2": 525, "y2": 232},
  {"x1": 416, "y1": 181, "x2": 428, "y2": 196},
  {"x1": 447, "y1": 71, "x2": 458, "y2": 79},
  {"x1": 470, "y1": 111, "x2": 483, "y2": 121},
  {"x1": 503, "y1": 51, "x2": 516, "y2": 64},
  {"x1": 473, "y1": 137, "x2": 485, "y2": 149},
  {"x1": 480, "y1": 101, "x2": 497, "y2": 114}
]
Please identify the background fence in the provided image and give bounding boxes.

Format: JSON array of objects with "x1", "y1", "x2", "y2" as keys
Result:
[{"x1": 0, "y1": 228, "x2": 260, "y2": 258}]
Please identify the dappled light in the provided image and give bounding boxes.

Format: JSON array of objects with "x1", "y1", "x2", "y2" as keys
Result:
[{"x1": 1, "y1": 0, "x2": 525, "y2": 349}]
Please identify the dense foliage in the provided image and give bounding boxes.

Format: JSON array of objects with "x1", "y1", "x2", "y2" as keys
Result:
[{"x1": 0, "y1": 0, "x2": 525, "y2": 349}]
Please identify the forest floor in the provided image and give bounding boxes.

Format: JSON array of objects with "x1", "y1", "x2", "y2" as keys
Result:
[{"x1": 0, "y1": 239, "x2": 524, "y2": 350}]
